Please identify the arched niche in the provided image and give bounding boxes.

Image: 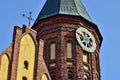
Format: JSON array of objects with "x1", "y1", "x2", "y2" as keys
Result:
[
  {"x1": 17, "y1": 34, "x2": 36, "y2": 80},
  {"x1": 0, "y1": 54, "x2": 9, "y2": 80},
  {"x1": 41, "y1": 74, "x2": 48, "y2": 80}
]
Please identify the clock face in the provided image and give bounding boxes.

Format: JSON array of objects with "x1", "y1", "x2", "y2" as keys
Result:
[{"x1": 76, "y1": 27, "x2": 96, "y2": 52}]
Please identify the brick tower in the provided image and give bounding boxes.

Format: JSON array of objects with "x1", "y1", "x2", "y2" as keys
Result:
[
  {"x1": 0, "y1": 0, "x2": 103, "y2": 80},
  {"x1": 32, "y1": 0, "x2": 103, "y2": 80}
]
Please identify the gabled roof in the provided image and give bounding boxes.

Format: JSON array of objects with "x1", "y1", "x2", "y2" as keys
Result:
[{"x1": 35, "y1": 0, "x2": 92, "y2": 23}]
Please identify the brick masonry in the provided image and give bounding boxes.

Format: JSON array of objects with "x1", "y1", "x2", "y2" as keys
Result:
[{"x1": 0, "y1": 15, "x2": 102, "y2": 80}]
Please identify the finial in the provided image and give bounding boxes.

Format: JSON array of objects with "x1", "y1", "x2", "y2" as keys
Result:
[{"x1": 22, "y1": 12, "x2": 34, "y2": 27}]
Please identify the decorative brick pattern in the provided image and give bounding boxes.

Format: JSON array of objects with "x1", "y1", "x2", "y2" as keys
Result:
[{"x1": 32, "y1": 15, "x2": 102, "y2": 80}]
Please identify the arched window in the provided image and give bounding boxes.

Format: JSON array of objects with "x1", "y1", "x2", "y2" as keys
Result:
[
  {"x1": 67, "y1": 43, "x2": 72, "y2": 58},
  {"x1": 68, "y1": 71, "x2": 73, "y2": 80},
  {"x1": 50, "y1": 43, "x2": 56, "y2": 60},
  {"x1": 51, "y1": 72, "x2": 55, "y2": 80},
  {"x1": 22, "y1": 76, "x2": 27, "y2": 80},
  {"x1": 24, "y1": 61, "x2": 29, "y2": 69}
]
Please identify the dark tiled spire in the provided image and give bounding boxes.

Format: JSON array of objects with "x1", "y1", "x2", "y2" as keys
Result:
[{"x1": 35, "y1": 0, "x2": 92, "y2": 23}]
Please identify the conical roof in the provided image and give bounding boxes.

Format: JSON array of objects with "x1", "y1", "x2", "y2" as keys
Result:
[{"x1": 35, "y1": 0, "x2": 92, "y2": 23}]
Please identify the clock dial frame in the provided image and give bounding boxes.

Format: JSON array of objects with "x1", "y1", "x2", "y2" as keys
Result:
[{"x1": 76, "y1": 27, "x2": 96, "y2": 52}]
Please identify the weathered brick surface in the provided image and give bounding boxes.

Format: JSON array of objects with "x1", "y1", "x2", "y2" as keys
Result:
[{"x1": 33, "y1": 15, "x2": 102, "y2": 80}]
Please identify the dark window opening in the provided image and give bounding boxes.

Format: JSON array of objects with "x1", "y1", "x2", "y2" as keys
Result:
[
  {"x1": 68, "y1": 71, "x2": 73, "y2": 80},
  {"x1": 24, "y1": 61, "x2": 29, "y2": 69},
  {"x1": 22, "y1": 76, "x2": 27, "y2": 80},
  {"x1": 51, "y1": 72, "x2": 55, "y2": 80}
]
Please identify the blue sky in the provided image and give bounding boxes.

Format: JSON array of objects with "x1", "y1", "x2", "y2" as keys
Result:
[{"x1": 0, "y1": 0, "x2": 119, "y2": 80}]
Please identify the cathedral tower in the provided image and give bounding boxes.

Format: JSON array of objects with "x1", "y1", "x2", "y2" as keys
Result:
[
  {"x1": 32, "y1": 0, "x2": 103, "y2": 80},
  {"x1": 0, "y1": 0, "x2": 103, "y2": 80}
]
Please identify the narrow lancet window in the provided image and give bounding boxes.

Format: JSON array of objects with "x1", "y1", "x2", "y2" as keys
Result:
[
  {"x1": 67, "y1": 43, "x2": 72, "y2": 58},
  {"x1": 50, "y1": 43, "x2": 56, "y2": 60}
]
